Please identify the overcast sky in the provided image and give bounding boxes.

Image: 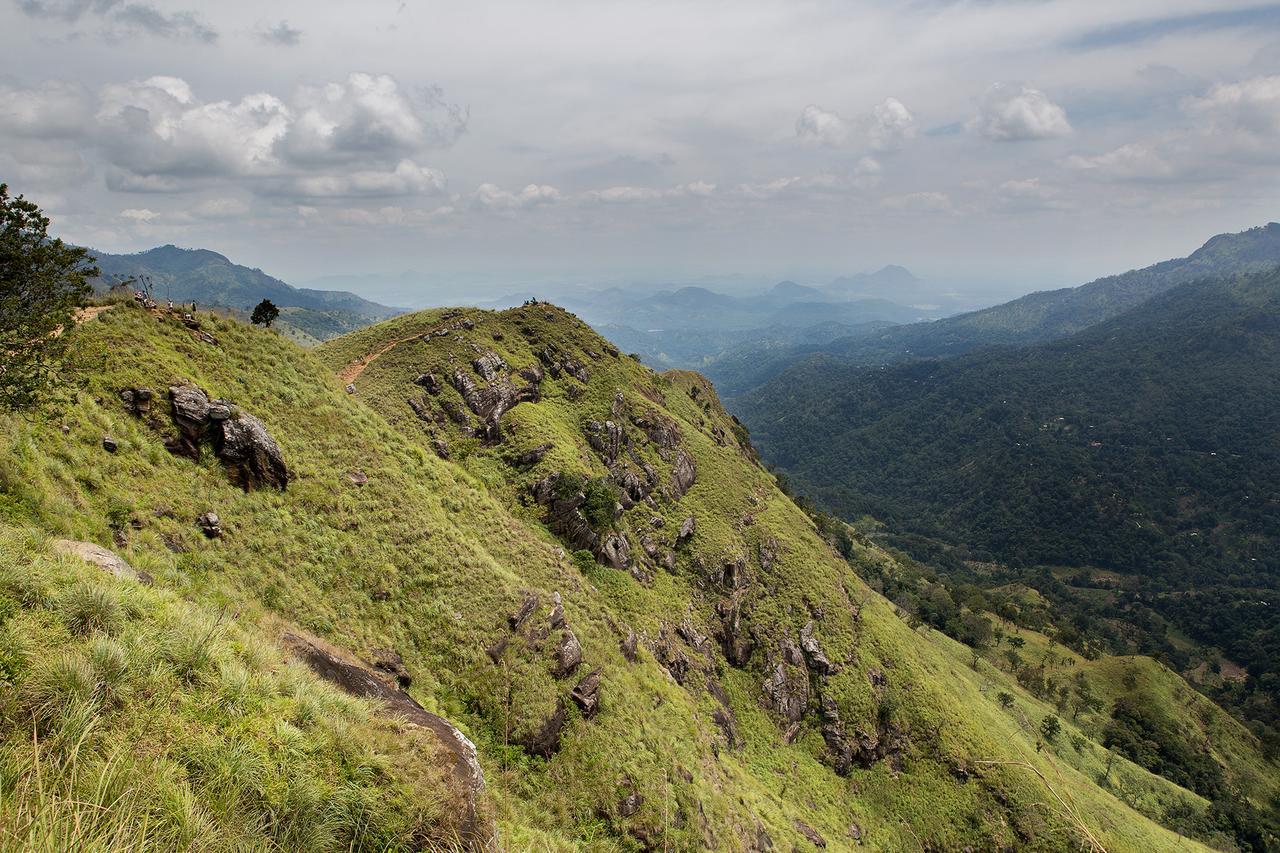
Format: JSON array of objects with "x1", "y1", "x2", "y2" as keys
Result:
[{"x1": 4, "y1": 0, "x2": 1280, "y2": 300}]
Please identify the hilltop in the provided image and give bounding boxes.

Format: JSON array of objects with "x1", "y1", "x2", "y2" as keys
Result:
[{"x1": 91, "y1": 245, "x2": 401, "y2": 344}]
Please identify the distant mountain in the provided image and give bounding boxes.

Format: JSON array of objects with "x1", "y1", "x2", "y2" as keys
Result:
[
  {"x1": 90, "y1": 245, "x2": 401, "y2": 343},
  {"x1": 819, "y1": 223, "x2": 1280, "y2": 363},
  {"x1": 741, "y1": 268, "x2": 1280, "y2": 708},
  {"x1": 826, "y1": 264, "x2": 922, "y2": 300}
]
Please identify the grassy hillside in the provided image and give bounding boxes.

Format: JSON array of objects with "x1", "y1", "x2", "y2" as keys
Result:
[{"x1": 0, "y1": 300, "x2": 1247, "y2": 850}]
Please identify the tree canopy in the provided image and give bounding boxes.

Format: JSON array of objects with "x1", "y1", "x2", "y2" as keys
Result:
[
  {"x1": 0, "y1": 184, "x2": 99, "y2": 412},
  {"x1": 251, "y1": 298, "x2": 280, "y2": 328}
]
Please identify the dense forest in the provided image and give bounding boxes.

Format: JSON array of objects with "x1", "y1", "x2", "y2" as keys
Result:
[{"x1": 742, "y1": 270, "x2": 1280, "y2": 751}]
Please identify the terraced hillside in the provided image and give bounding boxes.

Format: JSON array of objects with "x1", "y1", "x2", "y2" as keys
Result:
[{"x1": 0, "y1": 300, "x2": 1250, "y2": 850}]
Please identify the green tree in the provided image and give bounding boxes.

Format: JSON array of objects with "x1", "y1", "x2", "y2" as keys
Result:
[
  {"x1": 996, "y1": 691, "x2": 1015, "y2": 709},
  {"x1": 251, "y1": 298, "x2": 280, "y2": 328},
  {"x1": 1040, "y1": 714, "x2": 1061, "y2": 743},
  {"x1": 0, "y1": 184, "x2": 98, "y2": 411}
]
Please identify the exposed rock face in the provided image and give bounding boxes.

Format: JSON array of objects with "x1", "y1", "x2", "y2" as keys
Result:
[
  {"x1": 553, "y1": 628, "x2": 583, "y2": 677},
  {"x1": 794, "y1": 819, "x2": 827, "y2": 848},
  {"x1": 519, "y1": 698, "x2": 568, "y2": 758},
  {"x1": 706, "y1": 678, "x2": 742, "y2": 749},
  {"x1": 471, "y1": 351, "x2": 508, "y2": 382},
  {"x1": 414, "y1": 373, "x2": 443, "y2": 394},
  {"x1": 620, "y1": 630, "x2": 639, "y2": 662},
  {"x1": 215, "y1": 412, "x2": 289, "y2": 491},
  {"x1": 758, "y1": 537, "x2": 779, "y2": 573},
  {"x1": 715, "y1": 598, "x2": 755, "y2": 668},
  {"x1": 119, "y1": 387, "x2": 153, "y2": 416},
  {"x1": 599, "y1": 532, "x2": 631, "y2": 570},
  {"x1": 510, "y1": 443, "x2": 552, "y2": 467},
  {"x1": 197, "y1": 511, "x2": 222, "y2": 538},
  {"x1": 280, "y1": 630, "x2": 492, "y2": 849},
  {"x1": 584, "y1": 420, "x2": 625, "y2": 466},
  {"x1": 818, "y1": 693, "x2": 909, "y2": 775},
  {"x1": 508, "y1": 593, "x2": 539, "y2": 630},
  {"x1": 102, "y1": 435, "x2": 118, "y2": 453},
  {"x1": 570, "y1": 668, "x2": 602, "y2": 718},
  {"x1": 677, "y1": 515, "x2": 696, "y2": 544},
  {"x1": 449, "y1": 369, "x2": 538, "y2": 442},
  {"x1": 167, "y1": 384, "x2": 289, "y2": 490},
  {"x1": 669, "y1": 450, "x2": 697, "y2": 498},
  {"x1": 799, "y1": 620, "x2": 833, "y2": 675},
  {"x1": 761, "y1": 638, "x2": 809, "y2": 723},
  {"x1": 369, "y1": 647, "x2": 412, "y2": 688},
  {"x1": 52, "y1": 539, "x2": 152, "y2": 585},
  {"x1": 632, "y1": 411, "x2": 681, "y2": 449},
  {"x1": 168, "y1": 384, "x2": 212, "y2": 459},
  {"x1": 819, "y1": 696, "x2": 854, "y2": 776}
]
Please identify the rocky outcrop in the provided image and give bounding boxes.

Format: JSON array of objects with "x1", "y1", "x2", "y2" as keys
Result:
[
  {"x1": 714, "y1": 598, "x2": 755, "y2": 668},
  {"x1": 369, "y1": 647, "x2": 412, "y2": 688},
  {"x1": 794, "y1": 819, "x2": 827, "y2": 848},
  {"x1": 197, "y1": 511, "x2": 222, "y2": 538},
  {"x1": 818, "y1": 693, "x2": 909, "y2": 776},
  {"x1": 570, "y1": 668, "x2": 602, "y2": 718},
  {"x1": 52, "y1": 539, "x2": 152, "y2": 585},
  {"x1": 471, "y1": 351, "x2": 507, "y2": 381},
  {"x1": 214, "y1": 412, "x2": 290, "y2": 491},
  {"x1": 166, "y1": 384, "x2": 289, "y2": 490},
  {"x1": 706, "y1": 678, "x2": 742, "y2": 749},
  {"x1": 449, "y1": 369, "x2": 538, "y2": 442},
  {"x1": 119, "y1": 387, "x2": 153, "y2": 417},
  {"x1": 599, "y1": 532, "x2": 631, "y2": 570},
  {"x1": 509, "y1": 443, "x2": 552, "y2": 467},
  {"x1": 508, "y1": 592, "x2": 539, "y2": 630},
  {"x1": 799, "y1": 620, "x2": 833, "y2": 675},
  {"x1": 518, "y1": 698, "x2": 568, "y2": 758},
  {"x1": 584, "y1": 420, "x2": 625, "y2": 466},
  {"x1": 552, "y1": 628, "x2": 583, "y2": 677},
  {"x1": 280, "y1": 630, "x2": 492, "y2": 849},
  {"x1": 761, "y1": 638, "x2": 809, "y2": 723},
  {"x1": 677, "y1": 515, "x2": 695, "y2": 544},
  {"x1": 669, "y1": 449, "x2": 697, "y2": 499}
]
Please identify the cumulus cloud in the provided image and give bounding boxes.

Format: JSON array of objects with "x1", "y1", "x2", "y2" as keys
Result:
[
  {"x1": 1062, "y1": 143, "x2": 1175, "y2": 181},
  {"x1": 0, "y1": 73, "x2": 463, "y2": 201},
  {"x1": 795, "y1": 105, "x2": 849, "y2": 147},
  {"x1": 282, "y1": 73, "x2": 467, "y2": 164},
  {"x1": 471, "y1": 182, "x2": 561, "y2": 210},
  {"x1": 1183, "y1": 75, "x2": 1280, "y2": 153},
  {"x1": 283, "y1": 160, "x2": 447, "y2": 198},
  {"x1": 796, "y1": 98, "x2": 916, "y2": 151},
  {"x1": 119, "y1": 207, "x2": 158, "y2": 222},
  {"x1": 969, "y1": 83, "x2": 1071, "y2": 141},
  {"x1": 96, "y1": 76, "x2": 290, "y2": 179},
  {"x1": 260, "y1": 20, "x2": 302, "y2": 46},
  {"x1": 581, "y1": 181, "x2": 715, "y2": 204}
]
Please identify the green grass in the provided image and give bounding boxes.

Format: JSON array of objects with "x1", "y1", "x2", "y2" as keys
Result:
[{"x1": 0, "y1": 300, "x2": 1244, "y2": 850}]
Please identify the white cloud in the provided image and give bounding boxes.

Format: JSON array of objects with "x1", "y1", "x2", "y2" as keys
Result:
[
  {"x1": 96, "y1": 76, "x2": 291, "y2": 179},
  {"x1": 1183, "y1": 75, "x2": 1280, "y2": 152},
  {"x1": 969, "y1": 83, "x2": 1071, "y2": 141},
  {"x1": 1062, "y1": 143, "x2": 1175, "y2": 180},
  {"x1": 191, "y1": 197, "x2": 250, "y2": 219},
  {"x1": 471, "y1": 182, "x2": 561, "y2": 210},
  {"x1": 286, "y1": 160, "x2": 447, "y2": 198},
  {"x1": 119, "y1": 207, "x2": 158, "y2": 222},
  {"x1": 867, "y1": 98, "x2": 917, "y2": 151},
  {"x1": 581, "y1": 182, "x2": 714, "y2": 204},
  {"x1": 796, "y1": 98, "x2": 916, "y2": 151},
  {"x1": 795, "y1": 104, "x2": 849, "y2": 147}
]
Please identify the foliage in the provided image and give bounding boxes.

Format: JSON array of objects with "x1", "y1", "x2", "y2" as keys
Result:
[
  {"x1": 251, "y1": 298, "x2": 280, "y2": 328},
  {"x1": 0, "y1": 184, "x2": 99, "y2": 411}
]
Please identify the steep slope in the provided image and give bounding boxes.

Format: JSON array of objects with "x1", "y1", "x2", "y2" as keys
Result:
[
  {"x1": 0, "y1": 301, "x2": 1226, "y2": 850},
  {"x1": 90, "y1": 245, "x2": 401, "y2": 342}
]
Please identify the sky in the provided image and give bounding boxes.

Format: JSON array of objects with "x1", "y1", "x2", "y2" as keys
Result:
[{"x1": 3, "y1": 0, "x2": 1280, "y2": 304}]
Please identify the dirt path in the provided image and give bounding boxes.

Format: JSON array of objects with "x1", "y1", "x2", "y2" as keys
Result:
[
  {"x1": 338, "y1": 333, "x2": 420, "y2": 384},
  {"x1": 73, "y1": 305, "x2": 115, "y2": 323}
]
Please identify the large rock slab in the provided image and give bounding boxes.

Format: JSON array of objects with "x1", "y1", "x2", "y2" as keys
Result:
[
  {"x1": 280, "y1": 630, "x2": 494, "y2": 850},
  {"x1": 51, "y1": 539, "x2": 152, "y2": 585}
]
